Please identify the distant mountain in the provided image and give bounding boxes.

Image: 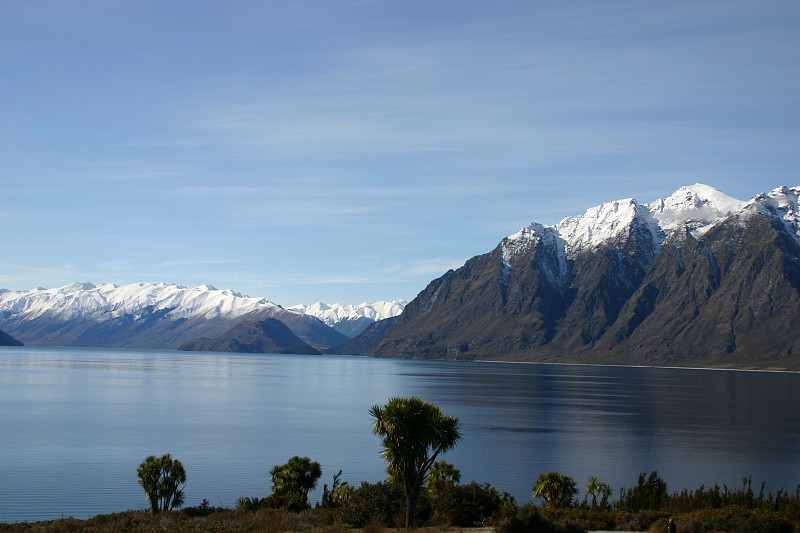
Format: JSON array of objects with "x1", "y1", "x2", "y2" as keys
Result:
[
  {"x1": 178, "y1": 318, "x2": 320, "y2": 355},
  {"x1": 327, "y1": 316, "x2": 398, "y2": 356},
  {"x1": 373, "y1": 184, "x2": 800, "y2": 370},
  {"x1": 0, "y1": 328, "x2": 22, "y2": 346},
  {"x1": 288, "y1": 301, "x2": 406, "y2": 337},
  {"x1": 0, "y1": 282, "x2": 347, "y2": 351}
]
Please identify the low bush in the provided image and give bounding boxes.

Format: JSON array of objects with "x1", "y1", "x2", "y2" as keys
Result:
[
  {"x1": 432, "y1": 481, "x2": 508, "y2": 527},
  {"x1": 336, "y1": 480, "x2": 408, "y2": 527},
  {"x1": 650, "y1": 507, "x2": 795, "y2": 533},
  {"x1": 538, "y1": 508, "x2": 626, "y2": 532},
  {"x1": 497, "y1": 504, "x2": 584, "y2": 533}
]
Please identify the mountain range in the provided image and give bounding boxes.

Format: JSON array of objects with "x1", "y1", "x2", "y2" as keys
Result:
[
  {"x1": 2, "y1": 184, "x2": 798, "y2": 370},
  {"x1": 369, "y1": 184, "x2": 800, "y2": 370},
  {"x1": 0, "y1": 282, "x2": 403, "y2": 351}
]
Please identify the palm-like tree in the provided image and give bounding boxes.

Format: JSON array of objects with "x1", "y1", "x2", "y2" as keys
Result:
[
  {"x1": 370, "y1": 396, "x2": 462, "y2": 528},
  {"x1": 136, "y1": 453, "x2": 186, "y2": 515},
  {"x1": 532, "y1": 471, "x2": 577, "y2": 509},
  {"x1": 586, "y1": 475, "x2": 612, "y2": 510},
  {"x1": 270, "y1": 456, "x2": 322, "y2": 509}
]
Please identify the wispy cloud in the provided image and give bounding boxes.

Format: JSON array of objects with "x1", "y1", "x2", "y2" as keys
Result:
[
  {"x1": 160, "y1": 258, "x2": 241, "y2": 268},
  {"x1": 392, "y1": 257, "x2": 468, "y2": 278},
  {"x1": 2, "y1": 1, "x2": 797, "y2": 304},
  {"x1": 0, "y1": 262, "x2": 79, "y2": 290}
]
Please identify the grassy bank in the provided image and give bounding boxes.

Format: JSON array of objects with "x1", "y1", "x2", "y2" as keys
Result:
[{"x1": 3, "y1": 503, "x2": 800, "y2": 533}]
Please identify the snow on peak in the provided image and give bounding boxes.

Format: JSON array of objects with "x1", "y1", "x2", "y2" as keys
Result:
[
  {"x1": 501, "y1": 223, "x2": 568, "y2": 288},
  {"x1": 646, "y1": 183, "x2": 745, "y2": 237},
  {"x1": 498, "y1": 184, "x2": 785, "y2": 280},
  {"x1": 750, "y1": 185, "x2": 800, "y2": 243},
  {"x1": 0, "y1": 281, "x2": 281, "y2": 322},
  {"x1": 59, "y1": 281, "x2": 98, "y2": 293},
  {"x1": 556, "y1": 197, "x2": 644, "y2": 255},
  {"x1": 289, "y1": 300, "x2": 407, "y2": 326}
]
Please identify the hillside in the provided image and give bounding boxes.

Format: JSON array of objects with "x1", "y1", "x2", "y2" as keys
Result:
[
  {"x1": 372, "y1": 185, "x2": 800, "y2": 370},
  {"x1": 0, "y1": 328, "x2": 22, "y2": 346},
  {"x1": 0, "y1": 283, "x2": 347, "y2": 351},
  {"x1": 178, "y1": 318, "x2": 320, "y2": 354}
]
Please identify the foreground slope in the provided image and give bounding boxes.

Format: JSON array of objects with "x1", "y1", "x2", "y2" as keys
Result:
[{"x1": 373, "y1": 185, "x2": 800, "y2": 369}]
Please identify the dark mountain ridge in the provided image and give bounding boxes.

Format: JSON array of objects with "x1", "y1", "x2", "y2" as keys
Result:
[
  {"x1": 178, "y1": 318, "x2": 320, "y2": 354},
  {"x1": 372, "y1": 185, "x2": 800, "y2": 370},
  {"x1": 0, "y1": 328, "x2": 22, "y2": 346}
]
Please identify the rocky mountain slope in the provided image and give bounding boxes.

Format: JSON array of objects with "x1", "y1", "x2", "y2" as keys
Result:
[
  {"x1": 178, "y1": 318, "x2": 320, "y2": 354},
  {"x1": 327, "y1": 316, "x2": 398, "y2": 356},
  {"x1": 0, "y1": 328, "x2": 22, "y2": 346},
  {"x1": 373, "y1": 185, "x2": 800, "y2": 370},
  {"x1": 0, "y1": 282, "x2": 347, "y2": 351}
]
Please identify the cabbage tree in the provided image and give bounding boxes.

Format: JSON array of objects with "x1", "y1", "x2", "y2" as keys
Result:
[
  {"x1": 136, "y1": 453, "x2": 186, "y2": 515},
  {"x1": 370, "y1": 396, "x2": 462, "y2": 528}
]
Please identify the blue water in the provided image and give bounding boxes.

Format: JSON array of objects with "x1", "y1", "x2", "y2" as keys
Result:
[{"x1": 1, "y1": 346, "x2": 799, "y2": 522}]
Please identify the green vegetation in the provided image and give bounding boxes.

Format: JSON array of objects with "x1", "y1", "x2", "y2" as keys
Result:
[
  {"x1": 3, "y1": 399, "x2": 800, "y2": 533},
  {"x1": 369, "y1": 396, "x2": 462, "y2": 528},
  {"x1": 585, "y1": 476, "x2": 612, "y2": 511},
  {"x1": 269, "y1": 456, "x2": 323, "y2": 511},
  {"x1": 425, "y1": 460, "x2": 461, "y2": 500},
  {"x1": 136, "y1": 454, "x2": 186, "y2": 515},
  {"x1": 532, "y1": 472, "x2": 578, "y2": 509}
]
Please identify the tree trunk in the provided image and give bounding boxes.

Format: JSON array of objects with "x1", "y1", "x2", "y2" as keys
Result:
[{"x1": 405, "y1": 490, "x2": 416, "y2": 529}]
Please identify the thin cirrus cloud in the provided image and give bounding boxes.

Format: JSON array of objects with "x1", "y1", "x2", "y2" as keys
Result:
[
  {"x1": 160, "y1": 258, "x2": 241, "y2": 268},
  {"x1": 1, "y1": 1, "x2": 797, "y2": 304}
]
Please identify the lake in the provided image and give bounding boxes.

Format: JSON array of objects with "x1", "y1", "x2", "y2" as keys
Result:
[{"x1": 1, "y1": 346, "x2": 799, "y2": 523}]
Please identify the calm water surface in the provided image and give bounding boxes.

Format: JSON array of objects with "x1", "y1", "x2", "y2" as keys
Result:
[{"x1": 1, "y1": 346, "x2": 799, "y2": 522}]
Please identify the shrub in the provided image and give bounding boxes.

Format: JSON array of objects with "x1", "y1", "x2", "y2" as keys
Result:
[
  {"x1": 498, "y1": 504, "x2": 584, "y2": 533},
  {"x1": 538, "y1": 507, "x2": 625, "y2": 532},
  {"x1": 652, "y1": 507, "x2": 794, "y2": 533},
  {"x1": 617, "y1": 471, "x2": 668, "y2": 512},
  {"x1": 321, "y1": 470, "x2": 354, "y2": 509},
  {"x1": 182, "y1": 498, "x2": 224, "y2": 517},
  {"x1": 432, "y1": 481, "x2": 507, "y2": 526},
  {"x1": 337, "y1": 480, "x2": 408, "y2": 527}
]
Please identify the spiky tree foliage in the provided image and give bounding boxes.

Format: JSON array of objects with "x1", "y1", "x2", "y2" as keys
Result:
[
  {"x1": 370, "y1": 396, "x2": 462, "y2": 528},
  {"x1": 585, "y1": 475, "x2": 613, "y2": 510},
  {"x1": 269, "y1": 456, "x2": 322, "y2": 510},
  {"x1": 426, "y1": 460, "x2": 461, "y2": 498},
  {"x1": 136, "y1": 454, "x2": 186, "y2": 515},
  {"x1": 532, "y1": 471, "x2": 577, "y2": 509}
]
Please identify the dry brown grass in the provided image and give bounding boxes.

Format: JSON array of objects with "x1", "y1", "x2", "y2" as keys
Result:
[{"x1": 0, "y1": 511, "x2": 497, "y2": 533}]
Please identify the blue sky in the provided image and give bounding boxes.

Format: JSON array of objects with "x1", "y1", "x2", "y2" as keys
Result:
[{"x1": 2, "y1": 1, "x2": 799, "y2": 306}]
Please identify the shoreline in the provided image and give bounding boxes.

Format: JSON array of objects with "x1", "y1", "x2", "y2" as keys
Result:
[
  {"x1": 476, "y1": 357, "x2": 800, "y2": 374},
  {"x1": 5, "y1": 344, "x2": 797, "y2": 374}
]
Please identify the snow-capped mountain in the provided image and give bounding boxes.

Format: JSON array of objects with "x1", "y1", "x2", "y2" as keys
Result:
[
  {"x1": 501, "y1": 184, "x2": 798, "y2": 280},
  {"x1": 288, "y1": 300, "x2": 407, "y2": 337},
  {"x1": 0, "y1": 282, "x2": 349, "y2": 350},
  {"x1": 374, "y1": 184, "x2": 800, "y2": 370},
  {"x1": 0, "y1": 281, "x2": 281, "y2": 321}
]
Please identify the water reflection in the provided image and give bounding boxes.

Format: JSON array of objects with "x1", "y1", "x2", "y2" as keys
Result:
[{"x1": 0, "y1": 347, "x2": 798, "y2": 522}]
